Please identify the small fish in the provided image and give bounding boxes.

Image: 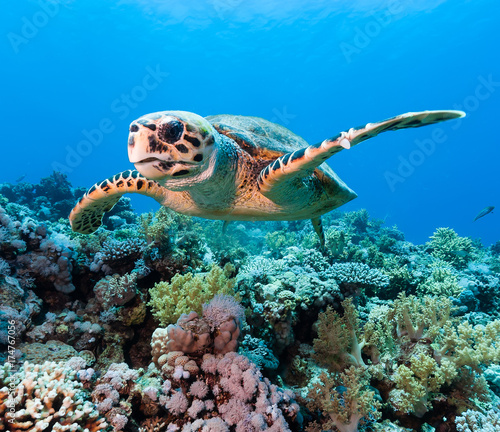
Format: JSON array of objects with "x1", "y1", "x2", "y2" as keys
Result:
[
  {"x1": 474, "y1": 206, "x2": 495, "y2": 222},
  {"x1": 15, "y1": 174, "x2": 26, "y2": 182},
  {"x1": 473, "y1": 206, "x2": 494, "y2": 222}
]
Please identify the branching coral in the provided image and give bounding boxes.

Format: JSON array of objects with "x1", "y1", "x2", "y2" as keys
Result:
[
  {"x1": 330, "y1": 262, "x2": 389, "y2": 294},
  {"x1": 456, "y1": 404, "x2": 500, "y2": 431},
  {"x1": 427, "y1": 227, "x2": 474, "y2": 269},
  {"x1": 0, "y1": 360, "x2": 106, "y2": 431},
  {"x1": 148, "y1": 263, "x2": 237, "y2": 326},
  {"x1": 91, "y1": 237, "x2": 146, "y2": 274},
  {"x1": 391, "y1": 293, "x2": 452, "y2": 342},
  {"x1": 416, "y1": 263, "x2": 463, "y2": 297},
  {"x1": 310, "y1": 294, "x2": 500, "y2": 420}
]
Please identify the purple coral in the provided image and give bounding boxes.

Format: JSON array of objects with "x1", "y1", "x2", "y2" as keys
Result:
[
  {"x1": 156, "y1": 351, "x2": 299, "y2": 430},
  {"x1": 202, "y1": 295, "x2": 245, "y2": 331}
]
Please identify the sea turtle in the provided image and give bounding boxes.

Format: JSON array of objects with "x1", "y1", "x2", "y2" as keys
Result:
[{"x1": 69, "y1": 109, "x2": 464, "y2": 247}]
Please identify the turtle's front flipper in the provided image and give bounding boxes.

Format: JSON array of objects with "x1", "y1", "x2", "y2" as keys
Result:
[
  {"x1": 69, "y1": 170, "x2": 165, "y2": 234},
  {"x1": 258, "y1": 110, "x2": 464, "y2": 194}
]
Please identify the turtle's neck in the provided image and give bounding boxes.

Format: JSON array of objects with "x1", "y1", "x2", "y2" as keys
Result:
[{"x1": 163, "y1": 134, "x2": 241, "y2": 210}]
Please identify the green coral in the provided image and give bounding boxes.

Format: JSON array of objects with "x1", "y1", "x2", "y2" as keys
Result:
[
  {"x1": 427, "y1": 227, "x2": 474, "y2": 269},
  {"x1": 148, "y1": 263, "x2": 237, "y2": 326},
  {"x1": 381, "y1": 256, "x2": 416, "y2": 299},
  {"x1": 390, "y1": 351, "x2": 447, "y2": 416},
  {"x1": 391, "y1": 293, "x2": 452, "y2": 342},
  {"x1": 138, "y1": 207, "x2": 192, "y2": 246}
]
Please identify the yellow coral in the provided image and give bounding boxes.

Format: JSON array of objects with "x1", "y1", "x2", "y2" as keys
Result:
[
  {"x1": 148, "y1": 264, "x2": 237, "y2": 326},
  {"x1": 391, "y1": 293, "x2": 452, "y2": 341},
  {"x1": 434, "y1": 319, "x2": 500, "y2": 368},
  {"x1": 391, "y1": 352, "x2": 446, "y2": 417},
  {"x1": 416, "y1": 263, "x2": 462, "y2": 297}
]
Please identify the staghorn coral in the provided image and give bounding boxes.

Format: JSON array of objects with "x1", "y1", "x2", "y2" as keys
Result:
[
  {"x1": 148, "y1": 263, "x2": 237, "y2": 326},
  {"x1": 0, "y1": 359, "x2": 106, "y2": 431}
]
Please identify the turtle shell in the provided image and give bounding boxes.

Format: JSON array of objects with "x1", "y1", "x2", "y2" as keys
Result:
[
  {"x1": 207, "y1": 114, "x2": 336, "y2": 176},
  {"x1": 207, "y1": 114, "x2": 308, "y2": 160}
]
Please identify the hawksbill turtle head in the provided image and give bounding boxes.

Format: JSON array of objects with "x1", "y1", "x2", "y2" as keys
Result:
[{"x1": 128, "y1": 111, "x2": 216, "y2": 187}]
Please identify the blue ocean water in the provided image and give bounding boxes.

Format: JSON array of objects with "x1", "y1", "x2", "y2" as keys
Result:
[{"x1": 2, "y1": 0, "x2": 499, "y2": 245}]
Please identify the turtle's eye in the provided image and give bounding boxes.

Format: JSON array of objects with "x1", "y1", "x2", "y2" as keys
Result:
[{"x1": 158, "y1": 119, "x2": 184, "y2": 144}]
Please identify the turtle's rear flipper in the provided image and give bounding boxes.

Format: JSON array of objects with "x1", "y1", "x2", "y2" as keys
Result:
[
  {"x1": 69, "y1": 170, "x2": 165, "y2": 234},
  {"x1": 258, "y1": 110, "x2": 465, "y2": 194}
]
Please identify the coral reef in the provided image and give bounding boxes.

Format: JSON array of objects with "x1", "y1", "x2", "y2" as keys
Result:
[{"x1": 0, "y1": 174, "x2": 499, "y2": 432}]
